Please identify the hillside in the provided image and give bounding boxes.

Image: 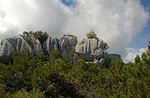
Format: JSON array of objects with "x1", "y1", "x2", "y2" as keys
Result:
[{"x1": 0, "y1": 31, "x2": 150, "y2": 98}]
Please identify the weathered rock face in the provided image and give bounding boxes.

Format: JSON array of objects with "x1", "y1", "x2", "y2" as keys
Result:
[
  {"x1": 0, "y1": 36, "x2": 32, "y2": 63},
  {"x1": 59, "y1": 35, "x2": 78, "y2": 57},
  {"x1": 0, "y1": 39, "x2": 15, "y2": 57},
  {"x1": 0, "y1": 36, "x2": 32, "y2": 56},
  {"x1": 0, "y1": 32, "x2": 113, "y2": 63},
  {"x1": 0, "y1": 34, "x2": 78, "y2": 63},
  {"x1": 75, "y1": 37, "x2": 108, "y2": 62},
  {"x1": 46, "y1": 36, "x2": 59, "y2": 54}
]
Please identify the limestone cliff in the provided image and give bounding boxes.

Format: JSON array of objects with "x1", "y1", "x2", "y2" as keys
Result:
[
  {"x1": 0, "y1": 33, "x2": 78, "y2": 63},
  {"x1": 0, "y1": 31, "x2": 116, "y2": 63},
  {"x1": 75, "y1": 32, "x2": 109, "y2": 63}
]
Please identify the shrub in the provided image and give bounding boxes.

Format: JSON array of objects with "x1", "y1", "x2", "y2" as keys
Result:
[{"x1": 86, "y1": 30, "x2": 97, "y2": 39}]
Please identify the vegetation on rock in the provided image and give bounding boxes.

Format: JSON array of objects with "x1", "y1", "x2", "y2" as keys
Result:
[
  {"x1": 86, "y1": 29, "x2": 98, "y2": 39},
  {"x1": 22, "y1": 31, "x2": 48, "y2": 48}
]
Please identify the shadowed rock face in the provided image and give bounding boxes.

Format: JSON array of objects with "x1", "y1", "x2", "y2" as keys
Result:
[
  {"x1": 46, "y1": 35, "x2": 59, "y2": 54},
  {"x1": 0, "y1": 34, "x2": 78, "y2": 63},
  {"x1": 59, "y1": 35, "x2": 78, "y2": 57}
]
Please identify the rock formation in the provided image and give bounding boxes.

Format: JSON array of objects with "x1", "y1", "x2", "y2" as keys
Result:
[
  {"x1": 0, "y1": 30, "x2": 117, "y2": 63},
  {"x1": 75, "y1": 30, "x2": 109, "y2": 63},
  {"x1": 0, "y1": 35, "x2": 32, "y2": 63},
  {"x1": 59, "y1": 35, "x2": 77, "y2": 57},
  {"x1": 0, "y1": 32, "x2": 78, "y2": 63},
  {"x1": 46, "y1": 35, "x2": 59, "y2": 54}
]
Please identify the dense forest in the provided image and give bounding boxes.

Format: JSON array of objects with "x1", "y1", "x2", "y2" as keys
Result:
[{"x1": 0, "y1": 33, "x2": 150, "y2": 98}]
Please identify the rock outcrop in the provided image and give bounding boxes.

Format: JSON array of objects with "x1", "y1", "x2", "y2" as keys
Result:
[
  {"x1": 0, "y1": 36, "x2": 32, "y2": 56},
  {"x1": 0, "y1": 33, "x2": 78, "y2": 63},
  {"x1": 59, "y1": 35, "x2": 77, "y2": 57},
  {"x1": 0, "y1": 31, "x2": 115, "y2": 63},
  {"x1": 46, "y1": 35, "x2": 59, "y2": 54},
  {"x1": 0, "y1": 35, "x2": 32, "y2": 63},
  {"x1": 75, "y1": 37, "x2": 109, "y2": 63}
]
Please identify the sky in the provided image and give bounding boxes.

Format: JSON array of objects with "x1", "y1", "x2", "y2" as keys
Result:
[
  {"x1": 128, "y1": 0, "x2": 150, "y2": 49},
  {"x1": 0, "y1": 0, "x2": 149, "y2": 63}
]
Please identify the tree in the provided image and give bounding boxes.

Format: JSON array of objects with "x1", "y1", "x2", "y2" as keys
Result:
[
  {"x1": 1, "y1": 32, "x2": 150, "y2": 97},
  {"x1": 86, "y1": 29, "x2": 97, "y2": 39},
  {"x1": 33, "y1": 31, "x2": 48, "y2": 45},
  {"x1": 135, "y1": 55, "x2": 141, "y2": 64}
]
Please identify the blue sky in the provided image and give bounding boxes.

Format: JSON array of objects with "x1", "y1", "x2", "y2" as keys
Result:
[
  {"x1": 129, "y1": 0, "x2": 150, "y2": 49},
  {"x1": 129, "y1": 21, "x2": 150, "y2": 48},
  {"x1": 61, "y1": 0, "x2": 76, "y2": 7}
]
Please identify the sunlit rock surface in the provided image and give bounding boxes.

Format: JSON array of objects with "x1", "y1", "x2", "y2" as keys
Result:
[
  {"x1": 0, "y1": 35, "x2": 32, "y2": 63},
  {"x1": 0, "y1": 36, "x2": 32, "y2": 56},
  {"x1": 75, "y1": 36, "x2": 109, "y2": 62},
  {"x1": 0, "y1": 32, "x2": 118, "y2": 64},
  {"x1": 0, "y1": 34, "x2": 78, "y2": 63}
]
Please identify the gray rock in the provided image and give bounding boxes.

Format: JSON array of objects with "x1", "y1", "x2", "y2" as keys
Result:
[
  {"x1": 33, "y1": 38, "x2": 43, "y2": 53},
  {"x1": 16, "y1": 36, "x2": 32, "y2": 52},
  {"x1": 75, "y1": 38, "x2": 108, "y2": 62},
  {"x1": 0, "y1": 35, "x2": 32, "y2": 56},
  {"x1": 46, "y1": 35, "x2": 59, "y2": 54},
  {"x1": 0, "y1": 35, "x2": 32, "y2": 63},
  {"x1": 59, "y1": 35, "x2": 78, "y2": 57},
  {"x1": 0, "y1": 33, "x2": 110, "y2": 64},
  {"x1": 0, "y1": 34, "x2": 78, "y2": 62},
  {"x1": 0, "y1": 39, "x2": 15, "y2": 57},
  {"x1": 20, "y1": 34, "x2": 43, "y2": 54}
]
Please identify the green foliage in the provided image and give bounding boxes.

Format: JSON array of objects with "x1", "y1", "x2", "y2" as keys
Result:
[
  {"x1": 101, "y1": 41, "x2": 109, "y2": 50},
  {"x1": 135, "y1": 55, "x2": 141, "y2": 64},
  {"x1": 138, "y1": 41, "x2": 150, "y2": 65},
  {"x1": 4, "y1": 89, "x2": 44, "y2": 98},
  {"x1": 86, "y1": 29, "x2": 97, "y2": 39},
  {"x1": 22, "y1": 31, "x2": 48, "y2": 48},
  {"x1": 33, "y1": 31, "x2": 48, "y2": 44},
  {"x1": 148, "y1": 41, "x2": 150, "y2": 50},
  {"x1": 0, "y1": 40, "x2": 150, "y2": 97}
]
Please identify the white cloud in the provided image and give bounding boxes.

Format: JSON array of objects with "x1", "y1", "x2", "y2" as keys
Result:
[
  {"x1": 123, "y1": 47, "x2": 147, "y2": 63},
  {"x1": 0, "y1": 0, "x2": 71, "y2": 37},
  {"x1": 63, "y1": 0, "x2": 149, "y2": 54},
  {"x1": 0, "y1": 0, "x2": 149, "y2": 62}
]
